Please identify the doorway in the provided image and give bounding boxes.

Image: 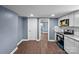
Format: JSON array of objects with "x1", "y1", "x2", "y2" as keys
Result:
[{"x1": 39, "y1": 18, "x2": 49, "y2": 41}]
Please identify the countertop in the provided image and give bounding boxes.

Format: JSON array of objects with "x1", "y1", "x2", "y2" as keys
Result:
[{"x1": 55, "y1": 32, "x2": 79, "y2": 42}]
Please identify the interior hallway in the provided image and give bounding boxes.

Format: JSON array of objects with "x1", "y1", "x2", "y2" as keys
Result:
[{"x1": 15, "y1": 33, "x2": 66, "y2": 54}]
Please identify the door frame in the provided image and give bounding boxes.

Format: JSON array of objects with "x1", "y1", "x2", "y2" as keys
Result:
[
  {"x1": 48, "y1": 18, "x2": 50, "y2": 41},
  {"x1": 38, "y1": 19, "x2": 41, "y2": 41},
  {"x1": 39, "y1": 18, "x2": 49, "y2": 41}
]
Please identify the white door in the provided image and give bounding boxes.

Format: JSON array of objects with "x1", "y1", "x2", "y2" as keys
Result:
[{"x1": 28, "y1": 18, "x2": 37, "y2": 40}]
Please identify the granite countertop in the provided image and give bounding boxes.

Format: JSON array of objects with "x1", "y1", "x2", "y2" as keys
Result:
[{"x1": 55, "y1": 32, "x2": 79, "y2": 42}]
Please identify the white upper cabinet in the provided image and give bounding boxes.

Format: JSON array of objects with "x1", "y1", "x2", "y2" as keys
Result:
[
  {"x1": 74, "y1": 11, "x2": 79, "y2": 27},
  {"x1": 68, "y1": 13, "x2": 74, "y2": 26},
  {"x1": 58, "y1": 14, "x2": 74, "y2": 26},
  {"x1": 58, "y1": 11, "x2": 79, "y2": 27}
]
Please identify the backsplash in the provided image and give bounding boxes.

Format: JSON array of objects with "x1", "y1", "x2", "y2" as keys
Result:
[
  {"x1": 74, "y1": 27, "x2": 79, "y2": 36},
  {"x1": 59, "y1": 27, "x2": 79, "y2": 36}
]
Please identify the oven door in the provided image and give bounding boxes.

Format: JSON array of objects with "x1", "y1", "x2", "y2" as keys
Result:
[{"x1": 56, "y1": 34, "x2": 64, "y2": 49}]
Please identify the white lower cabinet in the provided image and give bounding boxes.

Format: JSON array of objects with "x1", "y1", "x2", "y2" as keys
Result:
[{"x1": 64, "y1": 36, "x2": 79, "y2": 54}]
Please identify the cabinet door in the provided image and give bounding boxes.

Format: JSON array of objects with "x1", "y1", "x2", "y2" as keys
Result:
[
  {"x1": 74, "y1": 11, "x2": 79, "y2": 27},
  {"x1": 68, "y1": 13, "x2": 74, "y2": 26},
  {"x1": 64, "y1": 37, "x2": 70, "y2": 53},
  {"x1": 74, "y1": 40, "x2": 79, "y2": 53},
  {"x1": 64, "y1": 37, "x2": 76, "y2": 54}
]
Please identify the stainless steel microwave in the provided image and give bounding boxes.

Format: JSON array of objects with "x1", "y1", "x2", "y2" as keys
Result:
[{"x1": 60, "y1": 19, "x2": 69, "y2": 26}]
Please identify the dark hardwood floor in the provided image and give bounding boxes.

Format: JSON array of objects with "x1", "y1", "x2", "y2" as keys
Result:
[{"x1": 14, "y1": 33, "x2": 66, "y2": 54}]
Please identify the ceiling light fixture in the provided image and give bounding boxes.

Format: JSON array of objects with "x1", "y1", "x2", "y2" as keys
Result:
[
  {"x1": 30, "y1": 13, "x2": 34, "y2": 17},
  {"x1": 51, "y1": 14, "x2": 55, "y2": 17}
]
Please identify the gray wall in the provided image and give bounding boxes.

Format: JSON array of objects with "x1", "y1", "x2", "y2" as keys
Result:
[
  {"x1": 49, "y1": 18, "x2": 58, "y2": 40},
  {"x1": 37, "y1": 19, "x2": 39, "y2": 39},
  {"x1": 22, "y1": 17, "x2": 28, "y2": 39},
  {"x1": 18, "y1": 17, "x2": 23, "y2": 41},
  {"x1": 0, "y1": 6, "x2": 21, "y2": 54}
]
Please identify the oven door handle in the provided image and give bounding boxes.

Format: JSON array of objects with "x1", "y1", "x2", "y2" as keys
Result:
[{"x1": 57, "y1": 35, "x2": 63, "y2": 39}]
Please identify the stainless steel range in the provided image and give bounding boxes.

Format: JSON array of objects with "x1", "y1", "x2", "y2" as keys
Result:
[
  {"x1": 56, "y1": 29, "x2": 74, "y2": 50},
  {"x1": 56, "y1": 33, "x2": 64, "y2": 49}
]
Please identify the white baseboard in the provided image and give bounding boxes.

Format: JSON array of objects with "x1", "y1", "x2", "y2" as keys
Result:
[
  {"x1": 10, "y1": 39, "x2": 28, "y2": 54},
  {"x1": 10, "y1": 39, "x2": 40, "y2": 54},
  {"x1": 10, "y1": 47, "x2": 18, "y2": 54},
  {"x1": 42, "y1": 32, "x2": 48, "y2": 33},
  {"x1": 36, "y1": 39, "x2": 40, "y2": 41},
  {"x1": 48, "y1": 40, "x2": 57, "y2": 42},
  {"x1": 17, "y1": 39, "x2": 29, "y2": 46}
]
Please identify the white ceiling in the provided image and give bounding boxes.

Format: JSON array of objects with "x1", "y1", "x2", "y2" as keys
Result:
[{"x1": 3, "y1": 5, "x2": 79, "y2": 18}]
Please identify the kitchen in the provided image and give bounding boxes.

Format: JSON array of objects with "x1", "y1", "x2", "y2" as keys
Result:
[{"x1": 55, "y1": 10, "x2": 79, "y2": 54}]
